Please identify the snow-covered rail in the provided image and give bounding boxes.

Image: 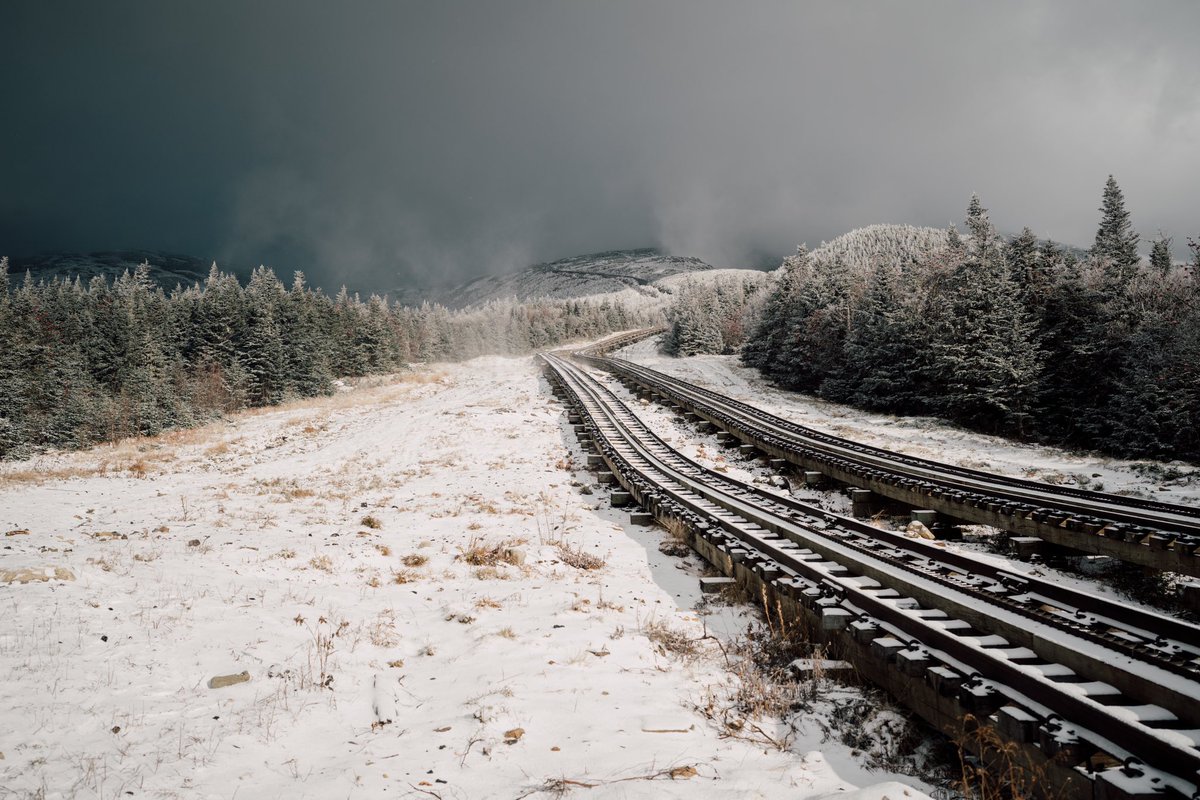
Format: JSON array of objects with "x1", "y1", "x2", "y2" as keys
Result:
[
  {"x1": 541, "y1": 347, "x2": 1200, "y2": 799},
  {"x1": 575, "y1": 330, "x2": 1200, "y2": 579}
]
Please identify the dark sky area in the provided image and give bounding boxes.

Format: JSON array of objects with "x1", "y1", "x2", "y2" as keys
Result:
[{"x1": 2, "y1": 2, "x2": 1198, "y2": 292}]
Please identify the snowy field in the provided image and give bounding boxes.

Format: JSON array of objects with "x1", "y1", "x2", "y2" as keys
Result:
[
  {"x1": 0, "y1": 356, "x2": 931, "y2": 799},
  {"x1": 617, "y1": 338, "x2": 1200, "y2": 508}
]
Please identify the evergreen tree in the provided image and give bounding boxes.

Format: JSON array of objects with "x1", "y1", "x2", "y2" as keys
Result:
[
  {"x1": 1149, "y1": 234, "x2": 1174, "y2": 276},
  {"x1": 929, "y1": 198, "x2": 1042, "y2": 434},
  {"x1": 742, "y1": 246, "x2": 812, "y2": 372},
  {"x1": 946, "y1": 225, "x2": 964, "y2": 253},
  {"x1": 1006, "y1": 227, "x2": 1044, "y2": 305},
  {"x1": 1092, "y1": 175, "x2": 1140, "y2": 286}
]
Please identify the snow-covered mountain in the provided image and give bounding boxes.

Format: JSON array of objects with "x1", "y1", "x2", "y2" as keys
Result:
[
  {"x1": 396, "y1": 248, "x2": 727, "y2": 308},
  {"x1": 6, "y1": 250, "x2": 236, "y2": 290}
]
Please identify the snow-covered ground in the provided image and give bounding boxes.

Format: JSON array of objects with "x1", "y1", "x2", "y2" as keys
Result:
[
  {"x1": 0, "y1": 356, "x2": 933, "y2": 799},
  {"x1": 616, "y1": 338, "x2": 1200, "y2": 508}
]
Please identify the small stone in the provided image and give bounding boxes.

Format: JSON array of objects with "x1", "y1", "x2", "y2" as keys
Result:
[
  {"x1": 905, "y1": 521, "x2": 935, "y2": 540},
  {"x1": 93, "y1": 531, "x2": 127, "y2": 542},
  {"x1": 550, "y1": 746, "x2": 560, "y2": 752},
  {"x1": 669, "y1": 766, "x2": 698, "y2": 780},
  {"x1": 208, "y1": 671, "x2": 251, "y2": 689},
  {"x1": 187, "y1": 539, "x2": 201, "y2": 548},
  {"x1": 503, "y1": 727, "x2": 525, "y2": 744}
]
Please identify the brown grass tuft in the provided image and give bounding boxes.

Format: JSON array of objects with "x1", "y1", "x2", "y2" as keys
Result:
[{"x1": 556, "y1": 541, "x2": 605, "y2": 571}]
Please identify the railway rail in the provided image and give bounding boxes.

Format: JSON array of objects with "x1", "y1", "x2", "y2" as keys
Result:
[
  {"x1": 575, "y1": 329, "x2": 1200, "y2": 579},
  {"x1": 541, "y1": 346, "x2": 1200, "y2": 799}
]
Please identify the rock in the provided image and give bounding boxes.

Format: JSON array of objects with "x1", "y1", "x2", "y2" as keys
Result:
[
  {"x1": 905, "y1": 521, "x2": 935, "y2": 540},
  {"x1": 187, "y1": 539, "x2": 202, "y2": 548},
  {"x1": 578, "y1": 484, "x2": 593, "y2": 495},
  {"x1": 208, "y1": 671, "x2": 251, "y2": 689},
  {"x1": 503, "y1": 727, "x2": 525, "y2": 744},
  {"x1": 2, "y1": 567, "x2": 75, "y2": 584},
  {"x1": 658, "y1": 540, "x2": 691, "y2": 558},
  {"x1": 669, "y1": 766, "x2": 697, "y2": 780}
]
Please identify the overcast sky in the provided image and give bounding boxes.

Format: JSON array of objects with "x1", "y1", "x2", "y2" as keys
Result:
[{"x1": 2, "y1": 2, "x2": 1198, "y2": 291}]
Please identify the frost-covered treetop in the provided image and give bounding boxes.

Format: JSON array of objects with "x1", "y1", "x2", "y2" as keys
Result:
[{"x1": 807, "y1": 224, "x2": 951, "y2": 276}]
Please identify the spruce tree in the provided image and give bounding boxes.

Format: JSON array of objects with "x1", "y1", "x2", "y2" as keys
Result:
[
  {"x1": 1149, "y1": 234, "x2": 1173, "y2": 276},
  {"x1": 741, "y1": 246, "x2": 812, "y2": 372},
  {"x1": 930, "y1": 197, "x2": 1042, "y2": 434},
  {"x1": 1006, "y1": 227, "x2": 1044, "y2": 305},
  {"x1": 1092, "y1": 175, "x2": 1140, "y2": 285}
]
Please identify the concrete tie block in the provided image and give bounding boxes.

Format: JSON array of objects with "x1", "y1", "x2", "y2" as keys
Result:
[{"x1": 699, "y1": 576, "x2": 736, "y2": 594}]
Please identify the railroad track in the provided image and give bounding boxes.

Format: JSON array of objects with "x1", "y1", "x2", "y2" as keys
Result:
[
  {"x1": 574, "y1": 329, "x2": 1200, "y2": 579},
  {"x1": 541, "y1": 348, "x2": 1200, "y2": 799}
]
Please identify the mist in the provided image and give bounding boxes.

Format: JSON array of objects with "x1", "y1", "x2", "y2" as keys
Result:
[{"x1": 3, "y1": 1, "x2": 1198, "y2": 292}]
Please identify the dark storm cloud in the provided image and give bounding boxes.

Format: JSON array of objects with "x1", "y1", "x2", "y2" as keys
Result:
[{"x1": 3, "y1": 1, "x2": 1198, "y2": 292}]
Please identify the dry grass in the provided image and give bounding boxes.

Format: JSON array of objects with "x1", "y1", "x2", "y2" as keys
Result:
[
  {"x1": 360, "y1": 515, "x2": 382, "y2": 529},
  {"x1": 642, "y1": 618, "x2": 702, "y2": 660},
  {"x1": 401, "y1": 553, "x2": 428, "y2": 567},
  {"x1": 392, "y1": 568, "x2": 422, "y2": 584},
  {"x1": 309, "y1": 555, "x2": 334, "y2": 573},
  {"x1": 953, "y1": 715, "x2": 1058, "y2": 800},
  {"x1": 457, "y1": 537, "x2": 524, "y2": 567},
  {"x1": 0, "y1": 368, "x2": 451, "y2": 488},
  {"x1": 555, "y1": 541, "x2": 605, "y2": 571},
  {"x1": 375, "y1": 544, "x2": 392, "y2": 557},
  {"x1": 367, "y1": 610, "x2": 401, "y2": 647},
  {"x1": 497, "y1": 627, "x2": 517, "y2": 639}
]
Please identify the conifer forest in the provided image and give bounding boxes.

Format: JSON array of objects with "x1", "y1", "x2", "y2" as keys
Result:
[
  {"x1": 0, "y1": 263, "x2": 657, "y2": 458},
  {"x1": 666, "y1": 178, "x2": 1200, "y2": 462}
]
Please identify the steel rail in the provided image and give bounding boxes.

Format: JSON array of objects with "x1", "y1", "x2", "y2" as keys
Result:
[
  {"x1": 597, "y1": 353, "x2": 1200, "y2": 532},
  {"x1": 543, "y1": 350, "x2": 1200, "y2": 795}
]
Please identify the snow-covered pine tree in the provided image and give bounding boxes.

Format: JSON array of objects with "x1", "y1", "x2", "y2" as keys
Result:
[
  {"x1": 742, "y1": 246, "x2": 812, "y2": 372},
  {"x1": 930, "y1": 197, "x2": 1042, "y2": 434},
  {"x1": 1092, "y1": 175, "x2": 1140, "y2": 289},
  {"x1": 1149, "y1": 234, "x2": 1173, "y2": 276},
  {"x1": 1006, "y1": 227, "x2": 1046, "y2": 306}
]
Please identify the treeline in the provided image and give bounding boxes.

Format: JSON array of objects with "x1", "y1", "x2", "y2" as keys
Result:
[
  {"x1": 661, "y1": 272, "x2": 767, "y2": 356},
  {"x1": 0, "y1": 262, "x2": 660, "y2": 458},
  {"x1": 673, "y1": 177, "x2": 1200, "y2": 462}
]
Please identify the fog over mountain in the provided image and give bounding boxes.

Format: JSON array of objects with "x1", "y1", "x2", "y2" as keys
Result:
[{"x1": 3, "y1": 2, "x2": 1198, "y2": 294}]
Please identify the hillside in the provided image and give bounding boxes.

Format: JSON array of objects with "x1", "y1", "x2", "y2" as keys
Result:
[
  {"x1": 0, "y1": 354, "x2": 932, "y2": 799},
  {"x1": 399, "y1": 248, "x2": 727, "y2": 308},
  {"x1": 807, "y1": 224, "x2": 950, "y2": 274},
  {"x1": 6, "y1": 250, "x2": 241, "y2": 291}
]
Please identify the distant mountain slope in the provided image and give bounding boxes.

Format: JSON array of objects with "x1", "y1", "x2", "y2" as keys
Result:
[
  {"x1": 808, "y1": 224, "x2": 951, "y2": 274},
  {"x1": 399, "y1": 249, "x2": 725, "y2": 308},
  {"x1": 6, "y1": 250, "x2": 239, "y2": 291}
]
